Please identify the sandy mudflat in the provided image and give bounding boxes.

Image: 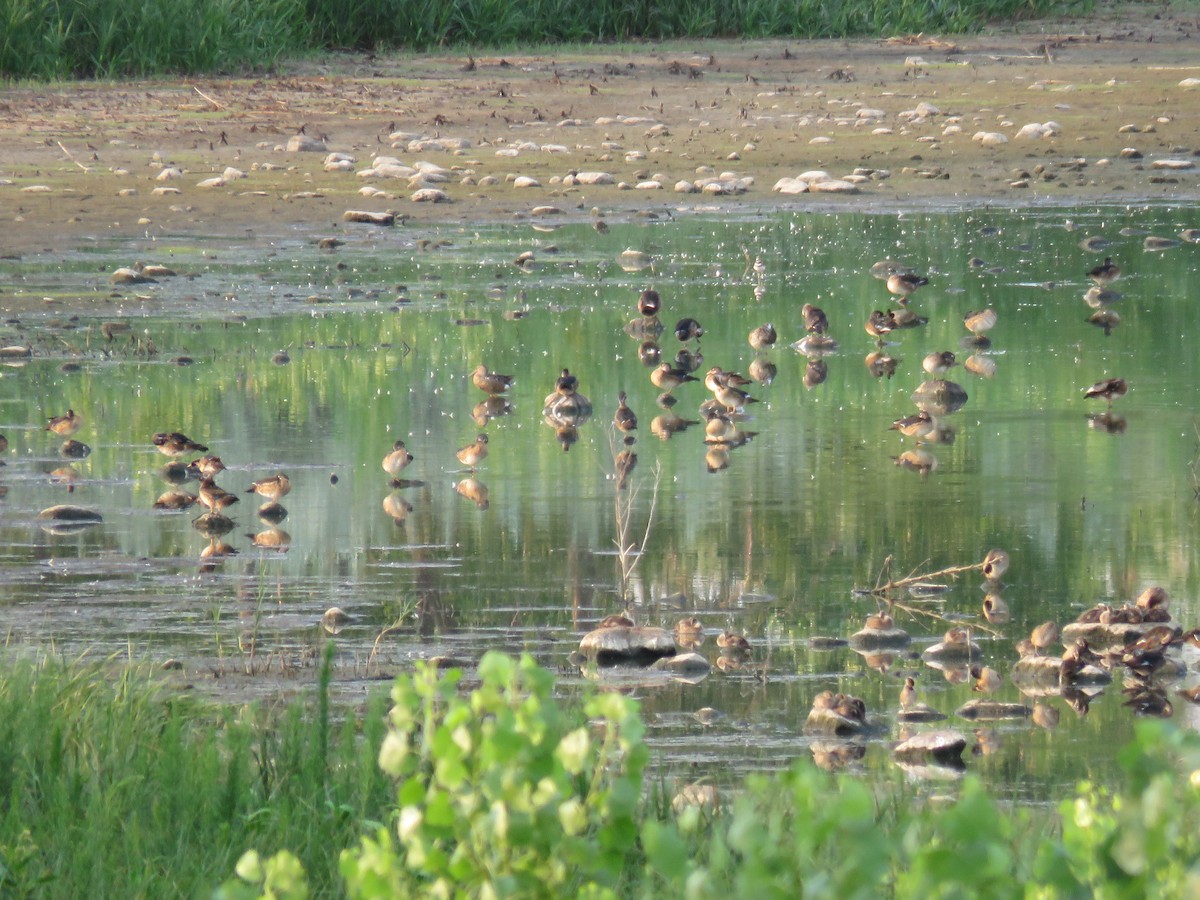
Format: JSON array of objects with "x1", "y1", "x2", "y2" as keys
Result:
[{"x1": 1, "y1": 8, "x2": 1198, "y2": 265}]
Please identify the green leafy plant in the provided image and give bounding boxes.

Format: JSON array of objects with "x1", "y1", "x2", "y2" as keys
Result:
[{"x1": 338, "y1": 651, "x2": 647, "y2": 897}]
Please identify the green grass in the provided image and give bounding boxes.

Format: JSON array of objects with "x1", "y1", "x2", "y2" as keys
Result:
[
  {"x1": 0, "y1": 0, "x2": 1094, "y2": 79},
  {"x1": 0, "y1": 648, "x2": 392, "y2": 898}
]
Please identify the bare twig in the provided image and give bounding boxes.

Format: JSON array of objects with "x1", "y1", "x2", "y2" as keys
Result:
[
  {"x1": 56, "y1": 141, "x2": 90, "y2": 172},
  {"x1": 192, "y1": 85, "x2": 226, "y2": 110}
]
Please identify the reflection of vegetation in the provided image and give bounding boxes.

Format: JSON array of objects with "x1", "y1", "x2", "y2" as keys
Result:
[{"x1": 613, "y1": 451, "x2": 661, "y2": 604}]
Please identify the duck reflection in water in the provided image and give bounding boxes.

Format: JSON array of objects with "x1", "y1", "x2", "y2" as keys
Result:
[
  {"x1": 748, "y1": 357, "x2": 776, "y2": 385},
  {"x1": 382, "y1": 491, "x2": 413, "y2": 526},
  {"x1": 803, "y1": 358, "x2": 827, "y2": 389},
  {"x1": 614, "y1": 448, "x2": 637, "y2": 491},
  {"x1": 248, "y1": 527, "x2": 291, "y2": 551},
  {"x1": 455, "y1": 477, "x2": 489, "y2": 509},
  {"x1": 704, "y1": 445, "x2": 730, "y2": 473},
  {"x1": 892, "y1": 447, "x2": 938, "y2": 476},
  {"x1": 1086, "y1": 412, "x2": 1127, "y2": 434},
  {"x1": 473, "y1": 395, "x2": 513, "y2": 427},
  {"x1": 864, "y1": 350, "x2": 899, "y2": 379},
  {"x1": 1087, "y1": 309, "x2": 1120, "y2": 336}
]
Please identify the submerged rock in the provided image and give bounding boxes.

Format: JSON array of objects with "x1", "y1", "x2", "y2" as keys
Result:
[
  {"x1": 849, "y1": 625, "x2": 911, "y2": 650},
  {"x1": 37, "y1": 505, "x2": 102, "y2": 534},
  {"x1": 897, "y1": 704, "x2": 947, "y2": 724},
  {"x1": 650, "y1": 652, "x2": 711, "y2": 680},
  {"x1": 1010, "y1": 655, "x2": 1112, "y2": 694},
  {"x1": 578, "y1": 625, "x2": 675, "y2": 666},
  {"x1": 955, "y1": 699, "x2": 1032, "y2": 721},
  {"x1": 893, "y1": 729, "x2": 967, "y2": 763}
]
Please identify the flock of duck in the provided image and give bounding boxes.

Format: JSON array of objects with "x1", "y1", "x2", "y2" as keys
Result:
[
  {"x1": 576, "y1": 547, "x2": 1199, "y2": 771},
  {"x1": 9, "y1": 405, "x2": 297, "y2": 560}
]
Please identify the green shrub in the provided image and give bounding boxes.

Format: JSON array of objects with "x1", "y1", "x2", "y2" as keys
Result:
[{"x1": 337, "y1": 652, "x2": 647, "y2": 897}]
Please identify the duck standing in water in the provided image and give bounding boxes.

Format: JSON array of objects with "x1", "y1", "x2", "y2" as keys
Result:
[
  {"x1": 456, "y1": 434, "x2": 489, "y2": 471},
  {"x1": 472, "y1": 364, "x2": 514, "y2": 395},
  {"x1": 614, "y1": 392, "x2": 638, "y2": 436},
  {"x1": 198, "y1": 477, "x2": 239, "y2": 513},
  {"x1": 382, "y1": 440, "x2": 414, "y2": 479},
  {"x1": 674, "y1": 318, "x2": 703, "y2": 342},
  {"x1": 748, "y1": 323, "x2": 777, "y2": 352},
  {"x1": 153, "y1": 431, "x2": 208, "y2": 457},
  {"x1": 637, "y1": 288, "x2": 661, "y2": 317},
  {"x1": 1087, "y1": 256, "x2": 1120, "y2": 285},
  {"x1": 246, "y1": 473, "x2": 291, "y2": 502},
  {"x1": 886, "y1": 272, "x2": 928, "y2": 302},
  {"x1": 1084, "y1": 377, "x2": 1127, "y2": 410},
  {"x1": 46, "y1": 409, "x2": 83, "y2": 436}
]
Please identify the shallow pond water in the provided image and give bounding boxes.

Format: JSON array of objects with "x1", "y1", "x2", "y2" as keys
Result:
[{"x1": 2, "y1": 203, "x2": 1199, "y2": 799}]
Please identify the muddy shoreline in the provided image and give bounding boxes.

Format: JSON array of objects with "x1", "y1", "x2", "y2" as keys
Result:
[{"x1": 2, "y1": 11, "x2": 1199, "y2": 282}]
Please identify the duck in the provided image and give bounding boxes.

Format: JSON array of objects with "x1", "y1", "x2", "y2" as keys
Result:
[
  {"x1": 713, "y1": 382, "x2": 759, "y2": 414},
  {"x1": 900, "y1": 676, "x2": 917, "y2": 709},
  {"x1": 863, "y1": 611, "x2": 894, "y2": 630},
  {"x1": 802, "y1": 303, "x2": 829, "y2": 334},
  {"x1": 886, "y1": 272, "x2": 929, "y2": 301},
  {"x1": 153, "y1": 431, "x2": 208, "y2": 457},
  {"x1": 46, "y1": 409, "x2": 82, "y2": 436},
  {"x1": 650, "y1": 363, "x2": 698, "y2": 392},
  {"x1": 246, "y1": 473, "x2": 291, "y2": 502},
  {"x1": 963, "y1": 308, "x2": 997, "y2": 339},
  {"x1": 971, "y1": 665, "x2": 1002, "y2": 694},
  {"x1": 703, "y1": 367, "x2": 751, "y2": 393},
  {"x1": 1030, "y1": 621, "x2": 1059, "y2": 656},
  {"x1": 153, "y1": 490, "x2": 198, "y2": 510},
  {"x1": 922, "y1": 350, "x2": 957, "y2": 377},
  {"x1": 197, "y1": 477, "x2": 239, "y2": 513},
  {"x1": 456, "y1": 434, "x2": 489, "y2": 471},
  {"x1": 554, "y1": 368, "x2": 578, "y2": 396},
  {"x1": 981, "y1": 548, "x2": 1009, "y2": 581},
  {"x1": 1136, "y1": 585, "x2": 1170, "y2": 612},
  {"x1": 865, "y1": 310, "x2": 897, "y2": 340},
  {"x1": 1084, "y1": 377, "x2": 1127, "y2": 409},
  {"x1": 190, "y1": 455, "x2": 226, "y2": 479},
  {"x1": 597, "y1": 613, "x2": 635, "y2": 629},
  {"x1": 748, "y1": 323, "x2": 777, "y2": 352},
  {"x1": 890, "y1": 411, "x2": 936, "y2": 441},
  {"x1": 674, "y1": 318, "x2": 704, "y2": 342},
  {"x1": 1087, "y1": 256, "x2": 1120, "y2": 285},
  {"x1": 717, "y1": 630, "x2": 750, "y2": 652},
  {"x1": 472, "y1": 364, "x2": 514, "y2": 395},
  {"x1": 382, "y1": 440, "x2": 415, "y2": 478},
  {"x1": 637, "y1": 289, "x2": 661, "y2": 317},
  {"x1": 607, "y1": 390, "x2": 634, "y2": 428}
]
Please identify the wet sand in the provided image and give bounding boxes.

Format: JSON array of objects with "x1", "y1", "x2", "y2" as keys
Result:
[{"x1": 1, "y1": 10, "x2": 1198, "y2": 271}]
